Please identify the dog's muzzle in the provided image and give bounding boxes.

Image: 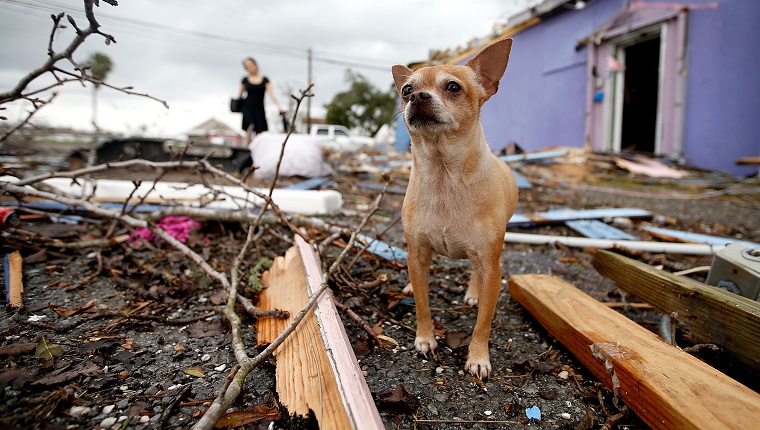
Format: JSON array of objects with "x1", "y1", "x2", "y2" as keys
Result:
[{"x1": 407, "y1": 91, "x2": 442, "y2": 126}]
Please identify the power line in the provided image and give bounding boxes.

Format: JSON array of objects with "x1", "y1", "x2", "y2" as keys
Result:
[{"x1": 0, "y1": 0, "x2": 394, "y2": 71}]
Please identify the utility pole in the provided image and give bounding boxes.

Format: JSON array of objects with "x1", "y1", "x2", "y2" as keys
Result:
[{"x1": 307, "y1": 47, "x2": 312, "y2": 133}]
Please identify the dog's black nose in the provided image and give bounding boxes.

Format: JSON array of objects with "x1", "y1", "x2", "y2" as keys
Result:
[{"x1": 410, "y1": 91, "x2": 431, "y2": 104}]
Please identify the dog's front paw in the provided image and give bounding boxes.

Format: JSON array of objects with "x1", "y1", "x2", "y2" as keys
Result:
[
  {"x1": 465, "y1": 354, "x2": 492, "y2": 380},
  {"x1": 414, "y1": 336, "x2": 438, "y2": 357}
]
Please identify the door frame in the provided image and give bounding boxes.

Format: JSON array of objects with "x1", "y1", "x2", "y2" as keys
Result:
[
  {"x1": 607, "y1": 25, "x2": 664, "y2": 153},
  {"x1": 586, "y1": 8, "x2": 688, "y2": 158}
]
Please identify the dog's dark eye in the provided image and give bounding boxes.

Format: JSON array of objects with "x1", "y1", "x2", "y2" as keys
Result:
[
  {"x1": 446, "y1": 81, "x2": 461, "y2": 93},
  {"x1": 401, "y1": 85, "x2": 413, "y2": 96}
]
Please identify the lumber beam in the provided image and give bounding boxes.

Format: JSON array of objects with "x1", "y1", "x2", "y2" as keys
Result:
[
  {"x1": 256, "y1": 237, "x2": 383, "y2": 430},
  {"x1": 4, "y1": 251, "x2": 23, "y2": 308},
  {"x1": 591, "y1": 249, "x2": 760, "y2": 381},
  {"x1": 736, "y1": 156, "x2": 760, "y2": 165},
  {"x1": 509, "y1": 274, "x2": 760, "y2": 430}
]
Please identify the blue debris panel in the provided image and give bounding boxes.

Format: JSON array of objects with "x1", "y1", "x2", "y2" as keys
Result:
[
  {"x1": 508, "y1": 208, "x2": 652, "y2": 226},
  {"x1": 565, "y1": 219, "x2": 638, "y2": 240},
  {"x1": 511, "y1": 170, "x2": 533, "y2": 189},
  {"x1": 356, "y1": 233, "x2": 408, "y2": 265}
]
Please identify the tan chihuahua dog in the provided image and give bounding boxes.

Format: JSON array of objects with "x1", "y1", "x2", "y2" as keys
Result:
[{"x1": 392, "y1": 38, "x2": 518, "y2": 379}]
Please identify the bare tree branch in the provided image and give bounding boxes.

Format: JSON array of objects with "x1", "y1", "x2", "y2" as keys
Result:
[
  {"x1": 0, "y1": 0, "x2": 168, "y2": 136},
  {"x1": 0, "y1": 93, "x2": 57, "y2": 141},
  {"x1": 0, "y1": 0, "x2": 114, "y2": 103},
  {"x1": 193, "y1": 183, "x2": 389, "y2": 429}
]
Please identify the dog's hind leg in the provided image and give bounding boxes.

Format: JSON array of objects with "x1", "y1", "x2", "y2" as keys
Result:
[{"x1": 464, "y1": 269, "x2": 481, "y2": 306}]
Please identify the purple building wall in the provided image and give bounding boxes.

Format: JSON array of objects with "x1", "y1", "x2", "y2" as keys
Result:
[
  {"x1": 682, "y1": 0, "x2": 760, "y2": 176},
  {"x1": 471, "y1": 0, "x2": 622, "y2": 153},
  {"x1": 400, "y1": 0, "x2": 759, "y2": 176}
]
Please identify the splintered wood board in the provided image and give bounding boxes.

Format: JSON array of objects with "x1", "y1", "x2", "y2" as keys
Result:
[
  {"x1": 256, "y1": 237, "x2": 383, "y2": 430},
  {"x1": 592, "y1": 249, "x2": 760, "y2": 380},
  {"x1": 4, "y1": 251, "x2": 23, "y2": 308},
  {"x1": 509, "y1": 274, "x2": 760, "y2": 430}
]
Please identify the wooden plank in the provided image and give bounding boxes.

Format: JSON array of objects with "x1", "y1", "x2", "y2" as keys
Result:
[
  {"x1": 508, "y1": 207, "x2": 651, "y2": 226},
  {"x1": 509, "y1": 274, "x2": 760, "y2": 430},
  {"x1": 4, "y1": 251, "x2": 23, "y2": 308},
  {"x1": 256, "y1": 241, "x2": 383, "y2": 430},
  {"x1": 736, "y1": 156, "x2": 760, "y2": 165},
  {"x1": 641, "y1": 225, "x2": 760, "y2": 249},
  {"x1": 614, "y1": 156, "x2": 687, "y2": 179},
  {"x1": 256, "y1": 246, "x2": 351, "y2": 428},
  {"x1": 591, "y1": 249, "x2": 760, "y2": 381},
  {"x1": 565, "y1": 219, "x2": 637, "y2": 240},
  {"x1": 294, "y1": 236, "x2": 384, "y2": 429}
]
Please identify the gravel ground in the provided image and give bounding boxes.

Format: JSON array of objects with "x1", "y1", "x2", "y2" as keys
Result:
[{"x1": 1, "y1": 150, "x2": 758, "y2": 429}]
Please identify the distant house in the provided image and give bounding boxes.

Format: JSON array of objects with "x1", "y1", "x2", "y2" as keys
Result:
[
  {"x1": 187, "y1": 118, "x2": 241, "y2": 146},
  {"x1": 396, "y1": 0, "x2": 759, "y2": 176}
]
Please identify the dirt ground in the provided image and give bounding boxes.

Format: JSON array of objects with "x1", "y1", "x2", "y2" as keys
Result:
[{"x1": 1, "y1": 147, "x2": 759, "y2": 429}]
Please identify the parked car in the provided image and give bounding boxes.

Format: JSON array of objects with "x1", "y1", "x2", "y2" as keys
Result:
[
  {"x1": 309, "y1": 124, "x2": 375, "y2": 152},
  {"x1": 66, "y1": 138, "x2": 252, "y2": 172}
]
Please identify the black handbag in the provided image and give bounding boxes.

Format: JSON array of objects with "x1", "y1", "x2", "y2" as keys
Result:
[{"x1": 230, "y1": 98, "x2": 243, "y2": 113}]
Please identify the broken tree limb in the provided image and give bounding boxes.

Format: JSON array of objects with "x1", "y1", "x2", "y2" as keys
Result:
[
  {"x1": 295, "y1": 235, "x2": 384, "y2": 427},
  {"x1": 508, "y1": 274, "x2": 760, "y2": 430},
  {"x1": 194, "y1": 182, "x2": 388, "y2": 430},
  {"x1": 255, "y1": 237, "x2": 383, "y2": 429},
  {"x1": 591, "y1": 250, "x2": 760, "y2": 382}
]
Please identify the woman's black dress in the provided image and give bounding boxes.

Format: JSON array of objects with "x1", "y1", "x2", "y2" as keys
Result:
[{"x1": 241, "y1": 77, "x2": 269, "y2": 133}]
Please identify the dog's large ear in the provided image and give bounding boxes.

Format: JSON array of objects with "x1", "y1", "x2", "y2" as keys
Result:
[
  {"x1": 392, "y1": 65, "x2": 413, "y2": 94},
  {"x1": 466, "y1": 38, "x2": 512, "y2": 101}
]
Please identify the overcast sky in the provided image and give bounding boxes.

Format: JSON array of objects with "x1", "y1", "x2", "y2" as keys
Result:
[{"x1": 1, "y1": 0, "x2": 536, "y2": 137}]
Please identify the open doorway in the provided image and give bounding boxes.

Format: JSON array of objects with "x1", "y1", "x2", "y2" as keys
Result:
[
  {"x1": 620, "y1": 36, "x2": 661, "y2": 153},
  {"x1": 587, "y1": 10, "x2": 687, "y2": 159}
]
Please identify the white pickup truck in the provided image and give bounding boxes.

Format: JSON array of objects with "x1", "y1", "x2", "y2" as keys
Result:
[{"x1": 309, "y1": 124, "x2": 375, "y2": 152}]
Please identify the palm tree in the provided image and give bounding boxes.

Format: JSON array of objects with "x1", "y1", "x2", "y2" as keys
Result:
[{"x1": 86, "y1": 52, "x2": 113, "y2": 132}]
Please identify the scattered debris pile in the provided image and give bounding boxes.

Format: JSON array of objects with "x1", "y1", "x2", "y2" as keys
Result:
[{"x1": 1, "y1": 143, "x2": 758, "y2": 429}]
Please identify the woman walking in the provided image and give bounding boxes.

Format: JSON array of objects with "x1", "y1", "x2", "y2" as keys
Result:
[{"x1": 238, "y1": 57, "x2": 286, "y2": 146}]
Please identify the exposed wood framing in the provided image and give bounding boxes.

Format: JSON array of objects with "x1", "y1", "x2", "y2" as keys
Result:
[
  {"x1": 591, "y1": 250, "x2": 760, "y2": 382},
  {"x1": 509, "y1": 274, "x2": 760, "y2": 430}
]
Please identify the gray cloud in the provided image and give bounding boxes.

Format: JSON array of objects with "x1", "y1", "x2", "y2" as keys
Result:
[{"x1": 0, "y1": 0, "x2": 528, "y2": 136}]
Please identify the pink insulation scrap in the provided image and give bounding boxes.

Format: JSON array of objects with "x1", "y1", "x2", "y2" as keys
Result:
[{"x1": 131, "y1": 216, "x2": 201, "y2": 244}]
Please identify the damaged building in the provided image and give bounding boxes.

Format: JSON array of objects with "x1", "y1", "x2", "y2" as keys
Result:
[{"x1": 395, "y1": 0, "x2": 760, "y2": 176}]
